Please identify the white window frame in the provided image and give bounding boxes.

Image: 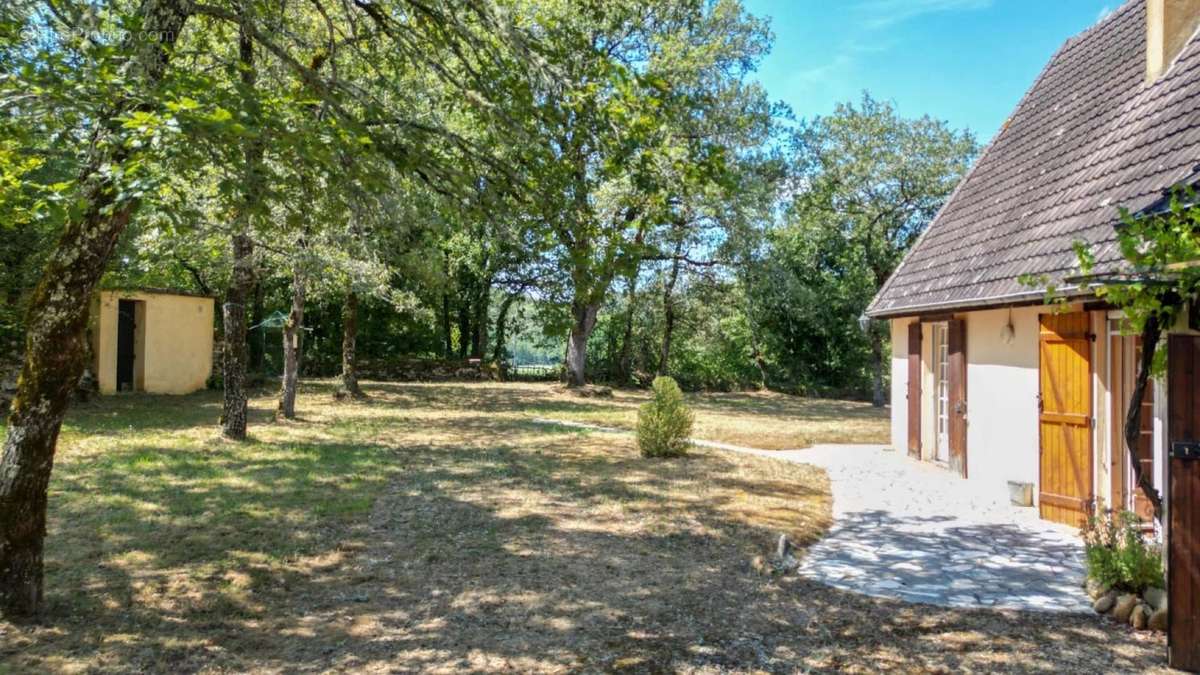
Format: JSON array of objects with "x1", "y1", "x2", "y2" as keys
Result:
[{"x1": 932, "y1": 321, "x2": 950, "y2": 464}]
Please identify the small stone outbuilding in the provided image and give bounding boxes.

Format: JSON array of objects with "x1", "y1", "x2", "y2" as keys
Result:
[{"x1": 89, "y1": 289, "x2": 215, "y2": 395}]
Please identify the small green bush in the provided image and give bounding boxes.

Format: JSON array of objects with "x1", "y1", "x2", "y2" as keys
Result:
[
  {"x1": 637, "y1": 376, "x2": 694, "y2": 458},
  {"x1": 1082, "y1": 510, "x2": 1164, "y2": 593}
]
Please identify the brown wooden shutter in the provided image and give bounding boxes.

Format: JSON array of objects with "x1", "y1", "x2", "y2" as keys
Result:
[
  {"x1": 907, "y1": 322, "x2": 922, "y2": 458},
  {"x1": 948, "y1": 318, "x2": 968, "y2": 478},
  {"x1": 1168, "y1": 334, "x2": 1200, "y2": 671}
]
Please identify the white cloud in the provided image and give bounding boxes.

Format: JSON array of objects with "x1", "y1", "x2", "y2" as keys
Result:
[
  {"x1": 788, "y1": 39, "x2": 891, "y2": 92},
  {"x1": 1096, "y1": 5, "x2": 1113, "y2": 22},
  {"x1": 781, "y1": 0, "x2": 990, "y2": 101},
  {"x1": 856, "y1": 0, "x2": 993, "y2": 29}
]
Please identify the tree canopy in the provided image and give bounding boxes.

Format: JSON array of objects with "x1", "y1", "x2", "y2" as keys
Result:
[{"x1": 0, "y1": 0, "x2": 975, "y2": 618}]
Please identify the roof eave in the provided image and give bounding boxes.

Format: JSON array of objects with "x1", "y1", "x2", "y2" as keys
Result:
[{"x1": 866, "y1": 286, "x2": 1097, "y2": 320}]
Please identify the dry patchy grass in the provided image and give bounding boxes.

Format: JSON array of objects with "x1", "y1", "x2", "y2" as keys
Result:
[
  {"x1": 0, "y1": 381, "x2": 1167, "y2": 673},
  {"x1": 517, "y1": 383, "x2": 889, "y2": 449}
]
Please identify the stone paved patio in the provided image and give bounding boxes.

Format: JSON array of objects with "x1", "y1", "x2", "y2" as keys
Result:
[
  {"x1": 528, "y1": 420, "x2": 1094, "y2": 614},
  {"x1": 770, "y1": 445, "x2": 1094, "y2": 613}
]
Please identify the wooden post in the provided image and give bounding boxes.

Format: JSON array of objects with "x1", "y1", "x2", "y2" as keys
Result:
[
  {"x1": 907, "y1": 322, "x2": 922, "y2": 459},
  {"x1": 1168, "y1": 334, "x2": 1200, "y2": 671},
  {"x1": 948, "y1": 318, "x2": 968, "y2": 478}
]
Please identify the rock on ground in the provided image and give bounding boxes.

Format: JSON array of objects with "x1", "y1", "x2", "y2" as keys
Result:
[
  {"x1": 1113, "y1": 594, "x2": 1138, "y2": 623},
  {"x1": 1150, "y1": 607, "x2": 1168, "y2": 631},
  {"x1": 1132, "y1": 604, "x2": 1149, "y2": 630},
  {"x1": 1143, "y1": 587, "x2": 1168, "y2": 612}
]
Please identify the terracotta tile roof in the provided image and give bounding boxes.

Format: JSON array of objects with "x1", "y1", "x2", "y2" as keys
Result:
[{"x1": 868, "y1": 1, "x2": 1200, "y2": 318}]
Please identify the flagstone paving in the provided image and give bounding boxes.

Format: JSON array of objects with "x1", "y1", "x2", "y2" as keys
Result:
[{"x1": 771, "y1": 445, "x2": 1094, "y2": 613}]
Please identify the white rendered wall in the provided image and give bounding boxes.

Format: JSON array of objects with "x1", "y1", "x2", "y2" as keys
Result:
[
  {"x1": 962, "y1": 306, "x2": 1041, "y2": 493},
  {"x1": 889, "y1": 318, "x2": 910, "y2": 452}
]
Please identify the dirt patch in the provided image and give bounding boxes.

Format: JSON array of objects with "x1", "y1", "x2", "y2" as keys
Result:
[{"x1": 558, "y1": 383, "x2": 615, "y2": 398}]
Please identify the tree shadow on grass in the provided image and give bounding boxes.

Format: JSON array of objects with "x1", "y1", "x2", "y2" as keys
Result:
[
  {"x1": 684, "y1": 390, "x2": 887, "y2": 422},
  {"x1": 2, "y1": 386, "x2": 1166, "y2": 674},
  {"x1": 364, "y1": 380, "x2": 640, "y2": 417},
  {"x1": 60, "y1": 390, "x2": 277, "y2": 435}
]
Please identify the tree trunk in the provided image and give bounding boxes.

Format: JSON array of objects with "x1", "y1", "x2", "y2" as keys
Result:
[
  {"x1": 471, "y1": 282, "x2": 490, "y2": 360},
  {"x1": 221, "y1": 234, "x2": 254, "y2": 439},
  {"x1": 278, "y1": 266, "x2": 306, "y2": 419},
  {"x1": 565, "y1": 301, "x2": 600, "y2": 387},
  {"x1": 295, "y1": 316, "x2": 306, "y2": 378},
  {"x1": 616, "y1": 271, "x2": 639, "y2": 386},
  {"x1": 440, "y1": 251, "x2": 453, "y2": 358},
  {"x1": 657, "y1": 248, "x2": 683, "y2": 378},
  {"x1": 492, "y1": 292, "x2": 520, "y2": 363},
  {"x1": 0, "y1": 205, "x2": 135, "y2": 619},
  {"x1": 1126, "y1": 315, "x2": 1164, "y2": 522},
  {"x1": 248, "y1": 280, "x2": 265, "y2": 376},
  {"x1": 870, "y1": 330, "x2": 885, "y2": 407},
  {"x1": 0, "y1": 0, "x2": 191, "y2": 619},
  {"x1": 221, "y1": 18, "x2": 264, "y2": 439},
  {"x1": 749, "y1": 336, "x2": 768, "y2": 389},
  {"x1": 739, "y1": 270, "x2": 770, "y2": 390},
  {"x1": 741, "y1": 299, "x2": 769, "y2": 390},
  {"x1": 456, "y1": 302, "x2": 470, "y2": 359},
  {"x1": 339, "y1": 289, "x2": 365, "y2": 399},
  {"x1": 658, "y1": 307, "x2": 676, "y2": 378},
  {"x1": 441, "y1": 292, "x2": 453, "y2": 359}
]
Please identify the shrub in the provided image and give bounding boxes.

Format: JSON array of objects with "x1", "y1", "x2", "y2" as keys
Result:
[
  {"x1": 637, "y1": 376, "x2": 694, "y2": 458},
  {"x1": 1082, "y1": 510, "x2": 1164, "y2": 593}
]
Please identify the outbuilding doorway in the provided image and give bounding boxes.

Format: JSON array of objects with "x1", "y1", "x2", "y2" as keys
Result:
[{"x1": 116, "y1": 299, "x2": 145, "y2": 392}]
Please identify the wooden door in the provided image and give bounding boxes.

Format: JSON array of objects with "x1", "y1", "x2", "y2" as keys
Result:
[
  {"x1": 117, "y1": 299, "x2": 137, "y2": 391},
  {"x1": 948, "y1": 318, "x2": 967, "y2": 477},
  {"x1": 1038, "y1": 312, "x2": 1093, "y2": 526},
  {"x1": 907, "y1": 322, "x2": 922, "y2": 459},
  {"x1": 1168, "y1": 334, "x2": 1200, "y2": 671}
]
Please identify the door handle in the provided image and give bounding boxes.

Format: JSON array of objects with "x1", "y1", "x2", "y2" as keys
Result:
[
  {"x1": 954, "y1": 401, "x2": 967, "y2": 415},
  {"x1": 1171, "y1": 442, "x2": 1200, "y2": 460}
]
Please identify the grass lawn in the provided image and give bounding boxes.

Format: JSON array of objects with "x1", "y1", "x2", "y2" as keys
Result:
[
  {"x1": 521, "y1": 383, "x2": 891, "y2": 450},
  {"x1": 0, "y1": 381, "x2": 1167, "y2": 673}
]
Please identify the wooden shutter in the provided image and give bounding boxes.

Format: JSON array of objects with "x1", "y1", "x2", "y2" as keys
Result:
[
  {"x1": 1168, "y1": 334, "x2": 1200, "y2": 671},
  {"x1": 948, "y1": 318, "x2": 968, "y2": 477},
  {"x1": 1037, "y1": 312, "x2": 1092, "y2": 526},
  {"x1": 907, "y1": 322, "x2": 922, "y2": 458}
]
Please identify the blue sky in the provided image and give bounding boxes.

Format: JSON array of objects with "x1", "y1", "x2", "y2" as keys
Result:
[{"x1": 744, "y1": 0, "x2": 1119, "y2": 142}]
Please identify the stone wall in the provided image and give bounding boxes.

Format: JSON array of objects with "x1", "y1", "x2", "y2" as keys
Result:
[{"x1": 358, "y1": 358, "x2": 503, "y2": 382}]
